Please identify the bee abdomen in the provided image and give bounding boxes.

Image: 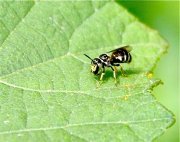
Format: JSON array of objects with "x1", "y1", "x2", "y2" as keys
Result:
[{"x1": 110, "y1": 50, "x2": 132, "y2": 65}]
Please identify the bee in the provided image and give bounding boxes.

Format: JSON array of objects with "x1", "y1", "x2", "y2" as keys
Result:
[{"x1": 84, "y1": 45, "x2": 132, "y2": 83}]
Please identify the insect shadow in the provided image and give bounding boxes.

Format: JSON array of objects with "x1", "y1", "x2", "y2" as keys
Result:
[
  {"x1": 94, "y1": 68, "x2": 142, "y2": 83},
  {"x1": 124, "y1": 68, "x2": 142, "y2": 75}
]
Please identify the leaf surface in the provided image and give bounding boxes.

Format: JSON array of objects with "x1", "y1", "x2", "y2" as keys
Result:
[{"x1": 0, "y1": 1, "x2": 174, "y2": 142}]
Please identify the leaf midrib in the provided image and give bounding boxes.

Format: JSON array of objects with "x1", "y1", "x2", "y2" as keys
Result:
[{"x1": 0, "y1": 78, "x2": 146, "y2": 100}]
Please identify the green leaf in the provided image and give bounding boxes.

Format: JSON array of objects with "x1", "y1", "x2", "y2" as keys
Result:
[{"x1": 0, "y1": 1, "x2": 174, "y2": 142}]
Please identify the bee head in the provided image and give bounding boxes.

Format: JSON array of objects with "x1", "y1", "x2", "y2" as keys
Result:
[
  {"x1": 91, "y1": 58, "x2": 102, "y2": 75},
  {"x1": 84, "y1": 54, "x2": 101, "y2": 75}
]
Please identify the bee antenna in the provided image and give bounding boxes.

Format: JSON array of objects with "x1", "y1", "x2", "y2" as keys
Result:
[{"x1": 84, "y1": 54, "x2": 93, "y2": 61}]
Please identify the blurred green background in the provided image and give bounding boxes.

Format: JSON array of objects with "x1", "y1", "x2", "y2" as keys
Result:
[{"x1": 118, "y1": 1, "x2": 179, "y2": 142}]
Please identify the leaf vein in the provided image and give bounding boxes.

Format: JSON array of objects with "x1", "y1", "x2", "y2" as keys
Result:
[
  {"x1": 0, "y1": 2, "x2": 35, "y2": 50},
  {"x1": 0, "y1": 118, "x2": 171, "y2": 135}
]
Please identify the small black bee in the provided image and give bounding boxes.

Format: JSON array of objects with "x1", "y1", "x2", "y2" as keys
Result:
[{"x1": 84, "y1": 45, "x2": 132, "y2": 82}]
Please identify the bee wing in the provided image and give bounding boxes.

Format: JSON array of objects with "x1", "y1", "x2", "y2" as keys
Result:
[{"x1": 107, "y1": 45, "x2": 132, "y2": 53}]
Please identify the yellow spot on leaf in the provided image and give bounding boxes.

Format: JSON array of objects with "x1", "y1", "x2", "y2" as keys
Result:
[
  {"x1": 123, "y1": 94, "x2": 130, "y2": 101},
  {"x1": 147, "y1": 72, "x2": 153, "y2": 79}
]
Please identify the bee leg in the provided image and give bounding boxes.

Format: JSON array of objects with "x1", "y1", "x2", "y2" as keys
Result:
[
  {"x1": 111, "y1": 66, "x2": 117, "y2": 84},
  {"x1": 120, "y1": 64, "x2": 127, "y2": 77},
  {"x1": 100, "y1": 67, "x2": 105, "y2": 81},
  {"x1": 96, "y1": 68, "x2": 105, "y2": 88}
]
